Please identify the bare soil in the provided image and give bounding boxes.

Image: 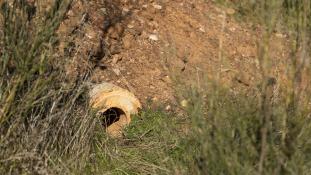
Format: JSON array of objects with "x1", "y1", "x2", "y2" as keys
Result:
[{"x1": 56, "y1": 0, "x2": 289, "y2": 109}]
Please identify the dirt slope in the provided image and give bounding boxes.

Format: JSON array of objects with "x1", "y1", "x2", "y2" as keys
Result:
[{"x1": 57, "y1": 0, "x2": 288, "y2": 109}]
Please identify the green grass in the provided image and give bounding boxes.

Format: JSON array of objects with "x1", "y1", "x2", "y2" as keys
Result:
[
  {"x1": 78, "y1": 84, "x2": 311, "y2": 174},
  {"x1": 83, "y1": 110, "x2": 183, "y2": 174}
]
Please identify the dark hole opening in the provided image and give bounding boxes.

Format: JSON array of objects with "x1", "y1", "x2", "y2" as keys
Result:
[{"x1": 101, "y1": 107, "x2": 125, "y2": 128}]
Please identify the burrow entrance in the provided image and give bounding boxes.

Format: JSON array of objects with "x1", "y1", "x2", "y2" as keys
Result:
[{"x1": 100, "y1": 107, "x2": 127, "y2": 137}]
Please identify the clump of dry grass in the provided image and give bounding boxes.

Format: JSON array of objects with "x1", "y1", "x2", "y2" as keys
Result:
[
  {"x1": 174, "y1": 0, "x2": 311, "y2": 174},
  {"x1": 0, "y1": 1, "x2": 103, "y2": 174}
]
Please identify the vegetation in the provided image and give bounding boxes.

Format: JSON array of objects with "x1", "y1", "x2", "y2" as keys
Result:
[
  {"x1": 0, "y1": 1, "x2": 97, "y2": 174},
  {"x1": 0, "y1": 0, "x2": 311, "y2": 174}
]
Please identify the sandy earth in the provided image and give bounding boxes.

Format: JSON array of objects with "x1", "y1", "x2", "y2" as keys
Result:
[{"x1": 55, "y1": 0, "x2": 289, "y2": 110}]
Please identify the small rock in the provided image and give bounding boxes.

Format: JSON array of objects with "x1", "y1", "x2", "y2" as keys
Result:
[
  {"x1": 127, "y1": 24, "x2": 134, "y2": 29},
  {"x1": 229, "y1": 27, "x2": 236, "y2": 32},
  {"x1": 162, "y1": 75, "x2": 172, "y2": 83},
  {"x1": 100, "y1": 8, "x2": 107, "y2": 14},
  {"x1": 148, "y1": 34, "x2": 159, "y2": 41},
  {"x1": 112, "y1": 55, "x2": 122, "y2": 64},
  {"x1": 180, "y1": 100, "x2": 188, "y2": 108},
  {"x1": 67, "y1": 10, "x2": 75, "y2": 17},
  {"x1": 112, "y1": 68, "x2": 121, "y2": 76},
  {"x1": 275, "y1": 33, "x2": 286, "y2": 38},
  {"x1": 85, "y1": 26, "x2": 97, "y2": 39},
  {"x1": 122, "y1": 7, "x2": 130, "y2": 13},
  {"x1": 153, "y1": 4, "x2": 162, "y2": 10},
  {"x1": 199, "y1": 26, "x2": 205, "y2": 33},
  {"x1": 165, "y1": 105, "x2": 171, "y2": 111},
  {"x1": 226, "y1": 8, "x2": 236, "y2": 15}
]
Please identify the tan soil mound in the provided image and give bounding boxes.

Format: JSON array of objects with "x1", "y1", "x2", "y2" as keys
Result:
[{"x1": 56, "y1": 0, "x2": 289, "y2": 109}]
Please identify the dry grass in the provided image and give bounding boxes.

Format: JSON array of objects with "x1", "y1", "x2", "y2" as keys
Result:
[{"x1": 0, "y1": 1, "x2": 101, "y2": 174}]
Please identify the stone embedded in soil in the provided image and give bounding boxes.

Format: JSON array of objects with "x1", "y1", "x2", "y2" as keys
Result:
[
  {"x1": 229, "y1": 27, "x2": 236, "y2": 32},
  {"x1": 122, "y1": 7, "x2": 130, "y2": 14},
  {"x1": 199, "y1": 26, "x2": 205, "y2": 33},
  {"x1": 148, "y1": 34, "x2": 159, "y2": 41},
  {"x1": 165, "y1": 105, "x2": 172, "y2": 111},
  {"x1": 153, "y1": 4, "x2": 162, "y2": 10},
  {"x1": 112, "y1": 55, "x2": 122, "y2": 64},
  {"x1": 85, "y1": 26, "x2": 98, "y2": 39},
  {"x1": 112, "y1": 68, "x2": 121, "y2": 76},
  {"x1": 180, "y1": 100, "x2": 188, "y2": 108},
  {"x1": 226, "y1": 8, "x2": 236, "y2": 15},
  {"x1": 275, "y1": 33, "x2": 286, "y2": 38},
  {"x1": 162, "y1": 75, "x2": 172, "y2": 84},
  {"x1": 127, "y1": 24, "x2": 134, "y2": 29}
]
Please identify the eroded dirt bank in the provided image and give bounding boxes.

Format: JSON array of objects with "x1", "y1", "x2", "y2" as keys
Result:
[{"x1": 56, "y1": 0, "x2": 289, "y2": 109}]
